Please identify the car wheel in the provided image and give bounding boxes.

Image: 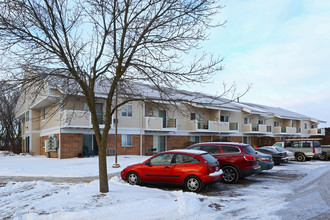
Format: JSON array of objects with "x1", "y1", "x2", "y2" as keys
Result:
[
  {"x1": 127, "y1": 172, "x2": 140, "y2": 185},
  {"x1": 185, "y1": 175, "x2": 202, "y2": 192},
  {"x1": 319, "y1": 153, "x2": 327, "y2": 161},
  {"x1": 222, "y1": 166, "x2": 239, "y2": 184},
  {"x1": 296, "y1": 154, "x2": 305, "y2": 162}
]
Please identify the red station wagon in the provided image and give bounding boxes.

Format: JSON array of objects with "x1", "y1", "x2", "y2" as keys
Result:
[
  {"x1": 187, "y1": 142, "x2": 261, "y2": 183},
  {"x1": 121, "y1": 150, "x2": 223, "y2": 192}
]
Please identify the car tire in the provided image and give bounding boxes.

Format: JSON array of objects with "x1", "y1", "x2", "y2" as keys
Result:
[
  {"x1": 127, "y1": 172, "x2": 140, "y2": 185},
  {"x1": 296, "y1": 154, "x2": 305, "y2": 162},
  {"x1": 185, "y1": 175, "x2": 202, "y2": 192},
  {"x1": 222, "y1": 166, "x2": 239, "y2": 184},
  {"x1": 319, "y1": 153, "x2": 327, "y2": 161}
]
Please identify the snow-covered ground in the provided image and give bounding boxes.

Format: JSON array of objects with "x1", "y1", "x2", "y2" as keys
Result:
[{"x1": 0, "y1": 152, "x2": 329, "y2": 220}]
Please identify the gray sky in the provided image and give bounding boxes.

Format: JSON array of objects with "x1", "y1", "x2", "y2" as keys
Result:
[{"x1": 194, "y1": 0, "x2": 330, "y2": 128}]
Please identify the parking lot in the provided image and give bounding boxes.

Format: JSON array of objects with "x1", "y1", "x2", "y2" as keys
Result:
[{"x1": 1, "y1": 153, "x2": 330, "y2": 219}]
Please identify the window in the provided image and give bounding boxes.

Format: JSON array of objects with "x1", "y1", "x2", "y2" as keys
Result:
[
  {"x1": 258, "y1": 120, "x2": 264, "y2": 124},
  {"x1": 121, "y1": 134, "x2": 132, "y2": 147},
  {"x1": 244, "y1": 117, "x2": 251, "y2": 124},
  {"x1": 221, "y1": 145, "x2": 240, "y2": 153},
  {"x1": 243, "y1": 136, "x2": 251, "y2": 144},
  {"x1": 149, "y1": 153, "x2": 174, "y2": 165},
  {"x1": 42, "y1": 107, "x2": 46, "y2": 120},
  {"x1": 25, "y1": 112, "x2": 29, "y2": 122},
  {"x1": 220, "y1": 115, "x2": 229, "y2": 122},
  {"x1": 122, "y1": 104, "x2": 132, "y2": 117},
  {"x1": 274, "y1": 121, "x2": 280, "y2": 127},
  {"x1": 304, "y1": 123, "x2": 307, "y2": 129},
  {"x1": 174, "y1": 154, "x2": 200, "y2": 164},
  {"x1": 190, "y1": 136, "x2": 200, "y2": 143},
  {"x1": 200, "y1": 145, "x2": 219, "y2": 155},
  {"x1": 190, "y1": 113, "x2": 200, "y2": 120}
]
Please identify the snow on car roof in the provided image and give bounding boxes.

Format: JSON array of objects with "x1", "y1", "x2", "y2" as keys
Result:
[{"x1": 169, "y1": 149, "x2": 208, "y2": 154}]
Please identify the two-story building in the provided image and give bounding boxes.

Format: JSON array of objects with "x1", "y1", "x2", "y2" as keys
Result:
[{"x1": 15, "y1": 74, "x2": 326, "y2": 158}]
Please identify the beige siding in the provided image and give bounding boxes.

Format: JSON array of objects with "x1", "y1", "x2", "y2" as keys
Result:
[
  {"x1": 41, "y1": 104, "x2": 60, "y2": 130},
  {"x1": 31, "y1": 133, "x2": 40, "y2": 155},
  {"x1": 16, "y1": 81, "x2": 49, "y2": 118}
]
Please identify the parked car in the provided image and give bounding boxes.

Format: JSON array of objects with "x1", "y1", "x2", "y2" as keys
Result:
[
  {"x1": 255, "y1": 151, "x2": 274, "y2": 171},
  {"x1": 264, "y1": 146, "x2": 294, "y2": 161},
  {"x1": 187, "y1": 142, "x2": 261, "y2": 184},
  {"x1": 121, "y1": 150, "x2": 223, "y2": 192},
  {"x1": 319, "y1": 145, "x2": 330, "y2": 160},
  {"x1": 272, "y1": 139, "x2": 322, "y2": 162},
  {"x1": 254, "y1": 147, "x2": 288, "y2": 165}
]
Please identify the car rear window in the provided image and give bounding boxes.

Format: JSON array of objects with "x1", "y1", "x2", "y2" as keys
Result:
[
  {"x1": 244, "y1": 145, "x2": 256, "y2": 154},
  {"x1": 201, "y1": 154, "x2": 218, "y2": 164},
  {"x1": 174, "y1": 154, "x2": 200, "y2": 164},
  {"x1": 221, "y1": 145, "x2": 240, "y2": 153}
]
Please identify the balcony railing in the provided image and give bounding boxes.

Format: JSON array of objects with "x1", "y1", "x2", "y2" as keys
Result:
[
  {"x1": 96, "y1": 111, "x2": 105, "y2": 124},
  {"x1": 267, "y1": 126, "x2": 272, "y2": 132},
  {"x1": 310, "y1": 128, "x2": 325, "y2": 135},
  {"x1": 229, "y1": 122, "x2": 239, "y2": 131},
  {"x1": 144, "y1": 117, "x2": 177, "y2": 130},
  {"x1": 197, "y1": 120, "x2": 209, "y2": 130},
  {"x1": 163, "y1": 118, "x2": 176, "y2": 128}
]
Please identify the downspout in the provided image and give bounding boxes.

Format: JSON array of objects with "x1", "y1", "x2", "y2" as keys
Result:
[
  {"x1": 140, "y1": 102, "x2": 144, "y2": 156},
  {"x1": 29, "y1": 109, "x2": 32, "y2": 154},
  {"x1": 58, "y1": 105, "x2": 61, "y2": 159}
]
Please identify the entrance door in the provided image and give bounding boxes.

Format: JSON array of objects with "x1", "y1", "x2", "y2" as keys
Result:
[
  {"x1": 83, "y1": 134, "x2": 99, "y2": 155},
  {"x1": 25, "y1": 136, "x2": 30, "y2": 153},
  {"x1": 153, "y1": 136, "x2": 166, "y2": 153}
]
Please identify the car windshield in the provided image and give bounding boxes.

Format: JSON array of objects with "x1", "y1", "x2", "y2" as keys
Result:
[
  {"x1": 201, "y1": 153, "x2": 218, "y2": 164},
  {"x1": 244, "y1": 145, "x2": 256, "y2": 154},
  {"x1": 273, "y1": 143, "x2": 282, "y2": 147}
]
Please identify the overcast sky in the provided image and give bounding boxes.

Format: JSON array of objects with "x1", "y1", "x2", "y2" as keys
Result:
[{"x1": 194, "y1": 0, "x2": 330, "y2": 128}]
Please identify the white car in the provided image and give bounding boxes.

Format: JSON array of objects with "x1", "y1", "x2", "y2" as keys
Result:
[{"x1": 264, "y1": 146, "x2": 295, "y2": 161}]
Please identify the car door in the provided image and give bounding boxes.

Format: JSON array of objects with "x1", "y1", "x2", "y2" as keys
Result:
[
  {"x1": 171, "y1": 153, "x2": 202, "y2": 183},
  {"x1": 218, "y1": 145, "x2": 241, "y2": 165},
  {"x1": 141, "y1": 153, "x2": 175, "y2": 183}
]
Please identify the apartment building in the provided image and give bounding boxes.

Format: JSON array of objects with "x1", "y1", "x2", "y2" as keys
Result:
[{"x1": 15, "y1": 76, "x2": 326, "y2": 158}]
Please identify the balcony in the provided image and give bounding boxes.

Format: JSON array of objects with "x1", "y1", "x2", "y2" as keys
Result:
[
  {"x1": 274, "y1": 126, "x2": 297, "y2": 134},
  {"x1": 60, "y1": 110, "x2": 106, "y2": 128},
  {"x1": 144, "y1": 117, "x2": 177, "y2": 131},
  {"x1": 243, "y1": 124, "x2": 271, "y2": 134},
  {"x1": 189, "y1": 119, "x2": 211, "y2": 132},
  {"x1": 310, "y1": 128, "x2": 325, "y2": 136},
  {"x1": 60, "y1": 110, "x2": 92, "y2": 127}
]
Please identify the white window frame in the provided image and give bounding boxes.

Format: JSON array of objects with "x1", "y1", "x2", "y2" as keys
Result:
[
  {"x1": 122, "y1": 104, "x2": 132, "y2": 117},
  {"x1": 122, "y1": 134, "x2": 132, "y2": 147},
  {"x1": 190, "y1": 136, "x2": 200, "y2": 143}
]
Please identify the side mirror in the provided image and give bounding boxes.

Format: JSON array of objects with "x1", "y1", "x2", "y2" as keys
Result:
[{"x1": 145, "y1": 161, "x2": 151, "y2": 166}]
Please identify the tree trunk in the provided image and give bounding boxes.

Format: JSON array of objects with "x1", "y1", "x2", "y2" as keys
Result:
[{"x1": 98, "y1": 139, "x2": 109, "y2": 193}]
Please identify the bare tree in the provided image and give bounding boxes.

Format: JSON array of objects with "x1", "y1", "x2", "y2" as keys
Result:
[
  {"x1": 0, "y1": 81, "x2": 21, "y2": 154},
  {"x1": 0, "y1": 0, "x2": 225, "y2": 193}
]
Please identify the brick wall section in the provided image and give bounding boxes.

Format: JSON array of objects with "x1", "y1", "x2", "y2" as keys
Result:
[
  {"x1": 201, "y1": 136, "x2": 212, "y2": 143},
  {"x1": 167, "y1": 136, "x2": 191, "y2": 150},
  {"x1": 229, "y1": 136, "x2": 242, "y2": 143},
  {"x1": 61, "y1": 133, "x2": 83, "y2": 158},
  {"x1": 40, "y1": 135, "x2": 59, "y2": 158}
]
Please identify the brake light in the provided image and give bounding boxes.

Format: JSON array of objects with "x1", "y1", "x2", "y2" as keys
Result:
[
  {"x1": 244, "y1": 155, "x2": 256, "y2": 161},
  {"x1": 313, "y1": 148, "x2": 315, "y2": 153},
  {"x1": 260, "y1": 158, "x2": 270, "y2": 161}
]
